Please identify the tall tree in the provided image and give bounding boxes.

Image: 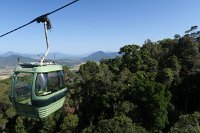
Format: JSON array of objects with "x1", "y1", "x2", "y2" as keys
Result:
[{"x1": 119, "y1": 44, "x2": 142, "y2": 73}]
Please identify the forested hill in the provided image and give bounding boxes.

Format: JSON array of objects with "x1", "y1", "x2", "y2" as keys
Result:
[
  {"x1": 82, "y1": 51, "x2": 119, "y2": 61},
  {"x1": 1, "y1": 26, "x2": 200, "y2": 132}
]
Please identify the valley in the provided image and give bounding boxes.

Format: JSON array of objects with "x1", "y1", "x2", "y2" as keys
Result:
[
  {"x1": 0, "y1": 51, "x2": 119, "y2": 80},
  {"x1": 0, "y1": 66, "x2": 13, "y2": 80}
]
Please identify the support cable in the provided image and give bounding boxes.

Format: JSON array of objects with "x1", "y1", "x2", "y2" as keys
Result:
[{"x1": 0, "y1": 0, "x2": 79, "y2": 38}]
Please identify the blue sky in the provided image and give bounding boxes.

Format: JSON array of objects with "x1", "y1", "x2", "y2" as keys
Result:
[{"x1": 1, "y1": 0, "x2": 200, "y2": 55}]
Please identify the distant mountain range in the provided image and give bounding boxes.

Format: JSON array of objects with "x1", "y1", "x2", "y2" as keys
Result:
[
  {"x1": 0, "y1": 51, "x2": 120, "y2": 66},
  {"x1": 0, "y1": 51, "x2": 75, "y2": 59}
]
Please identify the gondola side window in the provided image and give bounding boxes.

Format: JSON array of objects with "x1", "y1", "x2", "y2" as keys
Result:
[
  {"x1": 14, "y1": 73, "x2": 32, "y2": 105},
  {"x1": 35, "y1": 71, "x2": 64, "y2": 96}
]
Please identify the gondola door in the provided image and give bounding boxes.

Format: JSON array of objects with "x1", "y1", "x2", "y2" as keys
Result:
[{"x1": 12, "y1": 72, "x2": 35, "y2": 117}]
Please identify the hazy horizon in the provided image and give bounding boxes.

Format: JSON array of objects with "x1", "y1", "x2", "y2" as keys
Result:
[{"x1": 0, "y1": 50, "x2": 119, "y2": 57}]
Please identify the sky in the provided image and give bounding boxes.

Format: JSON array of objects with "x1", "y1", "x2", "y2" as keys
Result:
[{"x1": 1, "y1": 0, "x2": 200, "y2": 55}]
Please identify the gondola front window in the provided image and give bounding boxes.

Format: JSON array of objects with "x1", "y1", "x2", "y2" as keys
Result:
[
  {"x1": 14, "y1": 73, "x2": 33, "y2": 105},
  {"x1": 35, "y1": 71, "x2": 64, "y2": 96}
]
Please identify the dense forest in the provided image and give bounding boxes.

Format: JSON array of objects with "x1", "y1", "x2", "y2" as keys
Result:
[{"x1": 1, "y1": 26, "x2": 200, "y2": 133}]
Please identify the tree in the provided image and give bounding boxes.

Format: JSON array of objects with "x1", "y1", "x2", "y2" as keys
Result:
[
  {"x1": 140, "y1": 48, "x2": 158, "y2": 72},
  {"x1": 100, "y1": 56, "x2": 122, "y2": 74},
  {"x1": 59, "y1": 114, "x2": 79, "y2": 133},
  {"x1": 15, "y1": 117, "x2": 27, "y2": 133},
  {"x1": 119, "y1": 44, "x2": 158, "y2": 73},
  {"x1": 174, "y1": 72, "x2": 200, "y2": 113},
  {"x1": 0, "y1": 113, "x2": 7, "y2": 132},
  {"x1": 142, "y1": 39, "x2": 160, "y2": 60},
  {"x1": 174, "y1": 34, "x2": 181, "y2": 39},
  {"x1": 172, "y1": 35, "x2": 200, "y2": 113},
  {"x1": 184, "y1": 26, "x2": 199, "y2": 38},
  {"x1": 119, "y1": 44, "x2": 142, "y2": 73},
  {"x1": 169, "y1": 112, "x2": 200, "y2": 133},
  {"x1": 125, "y1": 72, "x2": 171, "y2": 131},
  {"x1": 156, "y1": 68, "x2": 174, "y2": 88},
  {"x1": 79, "y1": 61, "x2": 100, "y2": 81},
  {"x1": 78, "y1": 63, "x2": 115, "y2": 129},
  {"x1": 82, "y1": 115, "x2": 148, "y2": 133},
  {"x1": 63, "y1": 65, "x2": 82, "y2": 108},
  {"x1": 175, "y1": 36, "x2": 200, "y2": 77}
]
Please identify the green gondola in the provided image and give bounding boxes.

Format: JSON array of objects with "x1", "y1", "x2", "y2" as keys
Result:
[
  {"x1": 8, "y1": 16, "x2": 68, "y2": 118},
  {"x1": 9, "y1": 62, "x2": 67, "y2": 118}
]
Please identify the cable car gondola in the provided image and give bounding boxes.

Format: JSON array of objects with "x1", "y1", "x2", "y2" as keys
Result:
[{"x1": 9, "y1": 17, "x2": 67, "y2": 118}]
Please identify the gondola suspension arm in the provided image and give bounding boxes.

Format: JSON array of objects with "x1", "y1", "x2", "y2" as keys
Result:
[
  {"x1": 36, "y1": 16, "x2": 52, "y2": 65},
  {"x1": 41, "y1": 21, "x2": 50, "y2": 65}
]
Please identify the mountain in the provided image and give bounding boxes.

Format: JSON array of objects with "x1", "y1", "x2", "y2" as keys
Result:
[
  {"x1": 0, "y1": 51, "x2": 19, "y2": 57},
  {"x1": 75, "y1": 51, "x2": 96, "y2": 57},
  {"x1": 0, "y1": 55, "x2": 37, "y2": 66},
  {"x1": 82, "y1": 51, "x2": 120, "y2": 62},
  {"x1": 0, "y1": 51, "x2": 38, "y2": 59}
]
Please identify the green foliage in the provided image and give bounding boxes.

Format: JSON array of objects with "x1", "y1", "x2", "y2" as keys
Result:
[
  {"x1": 156, "y1": 68, "x2": 174, "y2": 87},
  {"x1": 0, "y1": 113, "x2": 7, "y2": 130},
  {"x1": 39, "y1": 118, "x2": 56, "y2": 132},
  {"x1": 81, "y1": 123, "x2": 95, "y2": 133},
  {"x1": 60, "y1": 114, "x2": 79, "y2": 133},
  {"x1": 119, "y1": 44, "x2": 158, "y2": 73},
  {"x1": 119, "y1": 44, "x2": 142, "y2": 72},
  {"x1": 100, "y1": 56, "x2": 122, "y2": 74},
  {"x1": 142, "y1": 39, "x2": 160, "y2": 60},
  {"x1": 0, "y1": 82, "x2": 10, "y2": 104},
  {"x1": 83, "y1": 115, "x2": 148, "y2": 133},
  {"x1": 163, "y1": 55, "x2": 181, "y2": 85},
  {"x1": 79, "y1": 61, "x2": 100, "y2": 80},
  {"x1": 0, "y1": 79, "x2": 15, "y2": 132},
  {"x1": 140, "y1": 48, "x2": 158, "y2": 72},
  {"x1": 5, "y1": 107, "x2": 16, "y2": 118},
  {"x1": 163, "y1": 55, "x2": 180, "y2": 71},
  {"x1": 130, "y1": 74, "x2": 171, "y2": 131},
  {"x1": 94, "y1": 115, "x2": 141, "y2": 133},
  {"x1": 77, "y1": 44, "x2": 172, "y2": 131},
  {"x1": 169, "y1": 112, "x2": 200, "y2": 133},
  {"x1": 15, "y1": 117, "x2": 27, "y2": 133},
  {"x1": 174, "y1": 34, "x2": 181, "y2": 39},
  {"x1": 78, "y1": 63, "x2": 115, "y2": 128}
]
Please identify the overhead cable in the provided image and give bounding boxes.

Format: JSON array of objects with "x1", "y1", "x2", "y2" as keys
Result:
[{"x1": 0, "y1": 0, "x2": 79, "y2": 38}]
